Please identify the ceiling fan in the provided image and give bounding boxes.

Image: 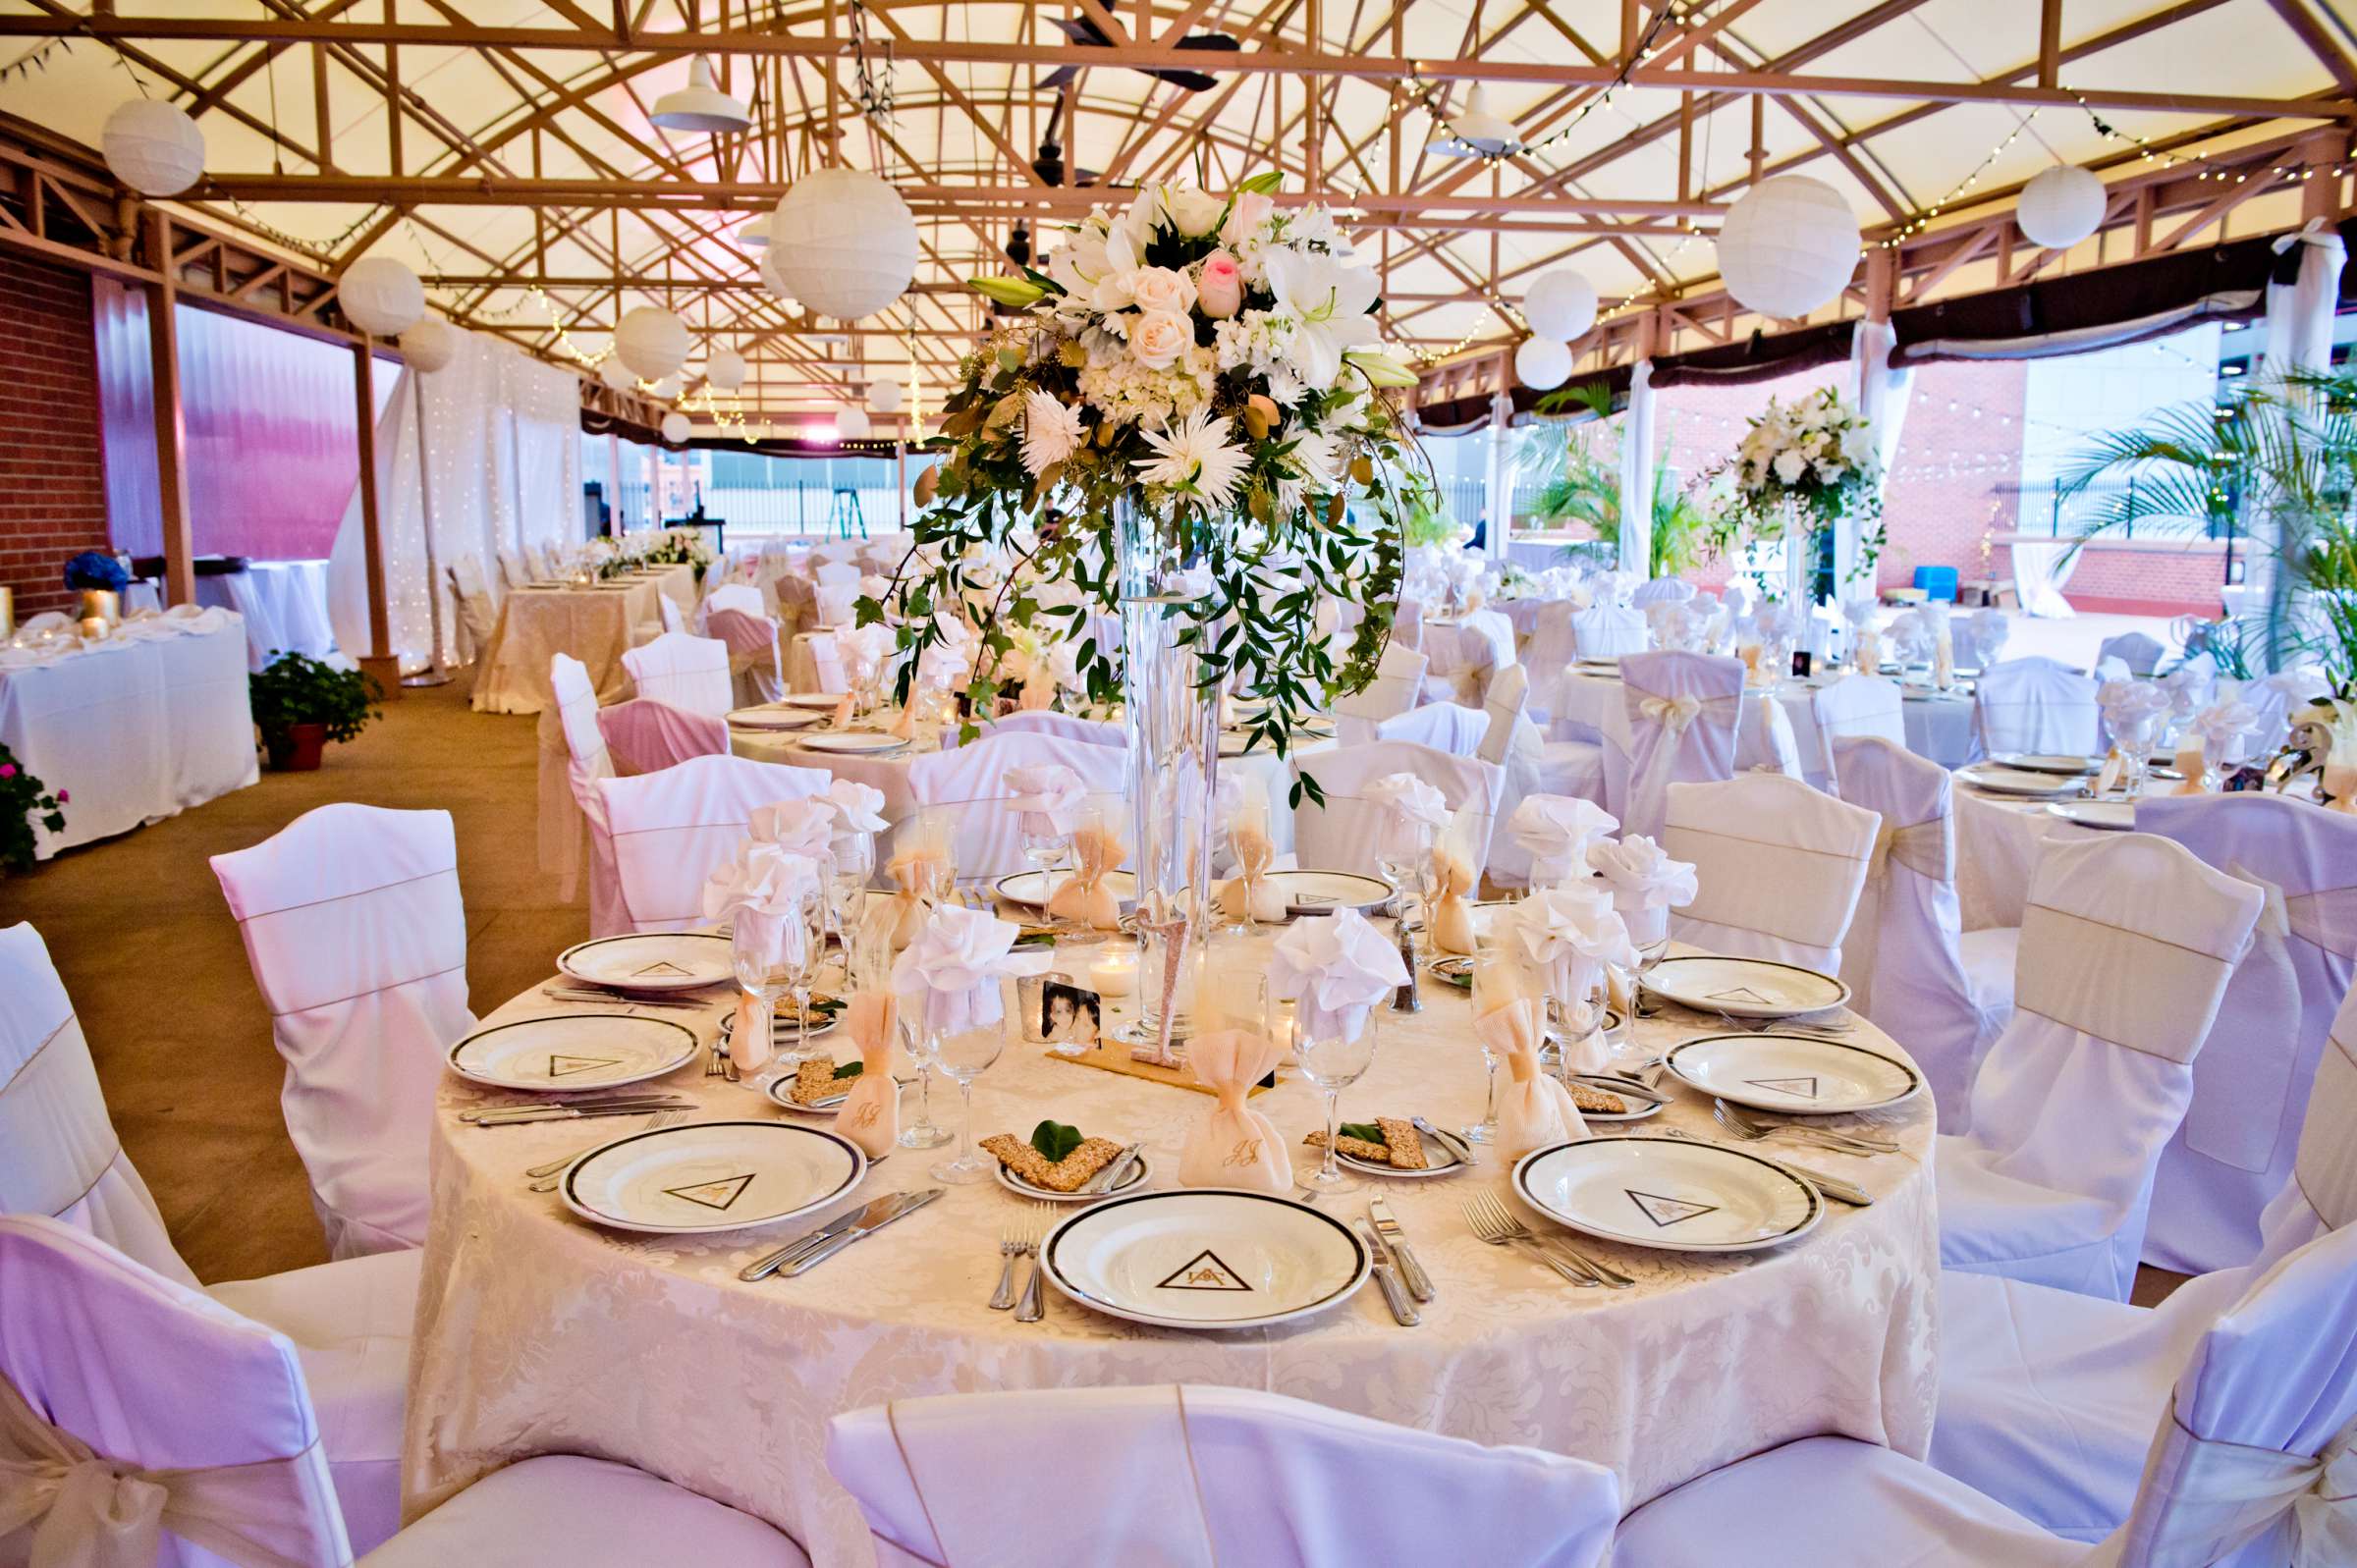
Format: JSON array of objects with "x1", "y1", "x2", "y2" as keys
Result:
[{"x1": 1036, "y1": 0, "x2": 1240, "y2": 92}]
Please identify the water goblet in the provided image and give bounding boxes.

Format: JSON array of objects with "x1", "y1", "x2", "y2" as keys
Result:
[
  {"x1": 1297, "y1": 1012, "x2": 1379, "y2": 1190},
  {"x1": 895, "y1": 1014, "x2": 952, "y2": 1150},
  {"x1": 928, "y1": 1020, "x2": 1007, "y2": 1184}
]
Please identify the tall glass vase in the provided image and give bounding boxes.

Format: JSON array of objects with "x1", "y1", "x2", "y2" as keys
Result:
[{"x1": 1115, "y1": 499, "x2": 1219, "y2": 1061}]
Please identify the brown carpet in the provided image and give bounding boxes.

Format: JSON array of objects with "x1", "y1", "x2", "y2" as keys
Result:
[{"x1": 0, "y1": 681, "x2": 583, "y2": 1283}]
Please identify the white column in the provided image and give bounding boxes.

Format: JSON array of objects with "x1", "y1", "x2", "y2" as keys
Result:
[
  {"x1": 1617, "y1": 359, "x2": 1656, "y2": 576},
  {"x1": 1842, "y1": 317, "x2": 1913, "y2": 607},
  {"x1": 1484, "y1": 385, "x2": 1514, "y2": 564}
]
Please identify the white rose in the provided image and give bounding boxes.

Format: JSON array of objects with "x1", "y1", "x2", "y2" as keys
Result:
[
  {"x1": 1161, "y1": 187, "x2": 1230, "y2": 238},
  {"x1": 1130, "y1": 310, "x2": 1193, "y2": 370},
  {"x1": 1124, "y1": 265, "x2": 1197, "y2": 316},
  {"x1": 1772, "y1": 450, "x2": 1809, "y2": 485}
]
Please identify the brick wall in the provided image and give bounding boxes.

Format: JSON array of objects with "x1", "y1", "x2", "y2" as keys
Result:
[{"x1": 0, "y1": 252, "x2": 110, "y2": 619}]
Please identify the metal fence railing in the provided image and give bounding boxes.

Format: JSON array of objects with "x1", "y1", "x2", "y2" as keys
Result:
[{"x1": 2001, "y1": 476, "x2": 2232, "y2": 541}]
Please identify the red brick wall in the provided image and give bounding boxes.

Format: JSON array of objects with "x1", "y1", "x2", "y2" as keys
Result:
[{"x1": 0, "y1": 252, "x2": 111, "y2": 619}]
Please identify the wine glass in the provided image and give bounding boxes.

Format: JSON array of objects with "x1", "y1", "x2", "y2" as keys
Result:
[
  {"x1": 1019, "y1": 820, "x2": 1070, "y2": 931},
  {"x1": 828, "y1": 830, "x2": 875, "y2": 946},
  {"x1": 1462, "y1": 942, "x2": 1510, "y2": 1146},
  {"x1": 896, "y1": 1010, "x2": 952, "y2": 1150},
  {"x1": 1297, "y1": 1011, "x2": 1379, "y2": 1190},
  {"x1": 777, "y1": 869, "x2": 832, "y2": 1065},
  {"x1": 928, "y1": 1014, "x2": 1007, "y2": 1184},
  {"x1": 1377, "y1": 824, "x2": 1433, "y2": 937},
  {"x1": 730, "y1": 915, "x2": 790, "y2": 1067}
]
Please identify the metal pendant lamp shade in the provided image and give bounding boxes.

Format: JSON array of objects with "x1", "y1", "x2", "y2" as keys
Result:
[
  {"x1": 102, "y1": 98, "x2": 205, "y2": 196},
  {"x1": 737, "y1": 212, "x2": 772, "y2": 248},
  {"x1": 771, "y1": 168, "x2": 919, "y2": 321},
  {"x1": 1429, "y1": 85, "x2": 1519, "y2": 158},
  {"x1": 649, "y1": 57, "x2": 753, "y2": 135}
]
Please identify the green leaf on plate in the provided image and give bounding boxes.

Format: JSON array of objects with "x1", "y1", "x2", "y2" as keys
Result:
[
  {"x1": 831, "y1": 1060, "x2": 865, "y2": 1080},
  {"x1": 1030, "y1": 1119, "x2": 1085, "y2": 1162},
  {"x1": 1337, "y1": 1121, "x2": 1387, "y2": 1145}
]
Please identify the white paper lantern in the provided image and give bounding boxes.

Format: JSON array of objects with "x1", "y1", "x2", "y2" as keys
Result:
[
  {"x1": 102, "y1": 99, "x2": 205, "y2": 197},
  {"x1": 615, "y1": 305, "x2": 691, "y2": 381},
  {"x1": 1520, "y1": 269, "x2": 1597, "y2": 343},
  {"x1": 757, "y1": 248, "x2": 794, "y2": 305},
  {"x1": 338, "y1": 256, "x2": 424, "y2": 338},
  {"x1": 704, "y1": 347, "x2": 747, "y2": 391},
  {"x1": 772, "y1": 168, "x2": 918, "y2": 320},
  {"x1": 2016, "y1": 165, "x2": 2107, "y2": 251},
  {"x1": 1715, "y1": 175, "x2": 1859, "y2": 320},
  {"x1": 649, "y1": 376, "x2": 682, "y2": 402},
  {"x1": 661, "y1": 411, "x2": 692, "y2": 444},
  {"x1": 835, "y1": 406, "x2": 873, "y2": 441},
  {"x1": 399, "y1": 315, "x2": 459, "y2": 373},
  {"x1": 1513, "y1": 338, "x2": 1572, "y2": 391},
  {"x1": 866, "y1": 377, "x2": 904, "y2": 414},
  {"x1": 597, "y1": 357, "x2": 636, "y2": 393}
]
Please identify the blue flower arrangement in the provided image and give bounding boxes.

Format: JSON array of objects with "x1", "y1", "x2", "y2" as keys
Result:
[{"x1": 62, "y1": 552, "x2": 131, "y2": 593}]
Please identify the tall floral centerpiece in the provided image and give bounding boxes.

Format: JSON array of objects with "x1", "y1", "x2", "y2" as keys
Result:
[
  {"x1": 1704, "y1": 387, "x2": 1883, "y2": 605},
  {"x1": 870, "y1": 175, "x2": 1430, "y2": 1050}
]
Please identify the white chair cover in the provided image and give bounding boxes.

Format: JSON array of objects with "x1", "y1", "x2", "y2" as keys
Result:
[
  {"x1": 1478, "y1": 664, "x2": 1548, "y2": 886},
  {"x1": 978, "y1": 711, "x2": 1124, "y2": 748},
  {"x1": 444, "y1": 555, "x2": 498, "y2": 671},
  {"x1": 209, "y1": 806, "x2": 472, "y2": 1260},
  {"x1": 906, "y1": 732, "x2": 1129, "y2": 886},
  {"x1": 1374, "y1": 702, "x2": 1488, "y2": 756},
  {"x1": 656, "y1": 595, "x2": 687, "y2": 635},
  {"x1": 705, "y1": 582, "x2": 765, "y2": 621},
  {"x1": 1522, "y1": 600, "x2": 1582, "y2": 725},
  {"x1": 2136, "y1": 793, "x2": 2357, "y2": 1273},
  {"x1": 0, "y1": 1216, "x2": 351, "y2": 1568},
  {"x1": 1735, "y1": 690, "x2": 1807, "y2": 780},
  {"x1": 788, "y1": 631, "x2": 849, "y2": 695},
  {"x1": 1291, "y1": 740, "x2": 1505, "y2": 881},
  {"x1": 1807, "y1": 674, "x2": 1905, "y2": 790},
  {"x1": 1334, "y1": 643, "x2": 1429, "y2": 744},
  {"x1": 546, "y1": 654, "x2": 625, "y2": 935},
  {"x1": 812, "y1": 561, "x2": 861, "y2": 588},
  {"x1": 596, "y1": 698, "x2": 730, "y2": 775},
  {"x1": 1629, "y1": 577, "x2": 1696, "y2": 608},
  {"x1": 1975, "y1": 657, "x2": 2102, "y2": 758},
  {"x1": 1831, "y1": 736, "x2": 2005, "y2": 1130},
  {"x1": 1610, "y1": 651, "x2": 1742, "y2": 840},
  {"x1": 2233, "y1": 670, "x2": 2323, "y2": 762},
  {"x1": 494, "y1": 548, "x2": 530, "y2": 591},
  {"x1": 705, "y1": 608, "x2": 787, "y2": 706},
  {"x1": 824, "y1": 1384, "x2": 1618, "y2": 1568},
  {"x1": 2098, "y1": 630, "x2": 2167, "y2": 676},
  {"x1": 812, "y1": 584, "x2": 859, "y2": 628},
  {"x1": 1939, "y1": 833, "x2": 2263, "y2": 1300},
  {"x1": 1392, "y1": 596, "x2": 1425, "y2": 651},
  {"x1": 1570, "y1": 604, "x2": 1648, "y2": 660},
  {"x1": 1663, "y1": 773, "x2": 1878, "y2": 973},
  {"x1": 597, "y1": 755, "x2": 832, "y2": 932},
  {"x1": 622, "y1": 631, "x2": 734, "y2": 718},
  {"x1": 1953, "y1": 609, "x2": 2012, "y2": 671}
]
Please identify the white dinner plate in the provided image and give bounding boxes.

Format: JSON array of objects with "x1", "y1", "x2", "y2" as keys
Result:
[
  {"x1": 1666, "y1": 1034, "x2": 1922, "y2": 1114},
  {"x1": 1270, "y1": 870, "x2": 1392, "y2": 915},
  {"x1": 1336, "y1": 1131, "x2": 1465, "y2": 1179},
  {"x1": 720, "y1": 1006, "x2": 841, "y2": 1046},
  {"x1": 560, "y1": 1120, "x2": 866, "y2": 1234},
  {"x1": 1514, "y1": 1137, "x2": 1824, "y2": 1253},
  {"x1": 1040, "y1": 1188, "x2": 1370, "y2": 1330},
  {"x1": 779, "y1": 693, "x2": 849, "y2": 709},
  {"x1": 727, "y1": 705, "x2": 825, "y2": 731},
  {"x1": 2047, "y1": 799, "x2": 2137, "y2": 831},
  {"x1": 446, "y1": 1014, "x2": 700, "y2": 1092},
  {"x1": 1562, "y1": 1076, "x2": 1660, "y2": 1123},
  {"x1": 760, "y1": 1064, "x2": 856, "y2": 1116},
  {"x1": 557, "y1": 932, "x2": 734, "y2": 993},
  {"x1": 993, "y1": 869, "x2": 1139, "y2": 909},
  {"x1": 1990, "y1": 752, "x2": 2103, "y2": 777},
  {"x1": 795, "y1": 731, "x2": 908, "y2": 755},
  {"x1": 997, "y1": 1152, "x2": 1152, "y2": 1204},
  {"x1": 1641, "y1": 954, "x2": 1850, "y2": 1019},
  {"x1": 1956, "y1": 764, "x2": 2084, "y2": 798}
]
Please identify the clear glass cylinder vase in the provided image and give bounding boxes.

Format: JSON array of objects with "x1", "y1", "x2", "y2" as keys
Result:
[{"x1": 1115, "y1": 499, "x2": 1219, "y2": 1055}]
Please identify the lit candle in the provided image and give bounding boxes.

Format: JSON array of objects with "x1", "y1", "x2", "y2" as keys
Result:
[{"x1": 1089, "y1": 949, "x2": 1138, "y2": 999}]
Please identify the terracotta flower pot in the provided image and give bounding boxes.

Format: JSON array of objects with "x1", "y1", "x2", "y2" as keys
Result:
[{"x1": 265, "y1": 722, "x2": 329, "y2": 772}]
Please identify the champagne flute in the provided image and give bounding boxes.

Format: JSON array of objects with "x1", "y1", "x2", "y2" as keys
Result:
[
  {"x1": 929, "y1": 1012, "x2": 1007, "y2": 1184},
  {"x1": 1297, "y1": 1010, "x2": 1379, "y2": 1190},
  {"x1": 896, "y1": 1011, "x2": 952, "y2": 1150}
]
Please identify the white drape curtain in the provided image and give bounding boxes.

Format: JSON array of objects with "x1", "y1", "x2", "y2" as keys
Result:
[
  {"x1": 1843, "y1": 319, "x2": 1914, "y2": 606},
  {"x1": 328, "y1": 330, "x2": 583, "y2": 670},
  {"x1": 2011, "y1": 541, "x2": 2083, "y2": 618},
  {"x1": 2248, "y1": 225, "x2": 2349, "y2": 627},
  {"x1": 1618, "y1": 360, "x2": 1657, "y2": 575}
]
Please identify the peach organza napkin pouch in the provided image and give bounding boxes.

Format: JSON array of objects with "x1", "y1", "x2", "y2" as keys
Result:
[
  {"x1": 2172, "y1": 740, "x2": 2210, "y2": 795},
  {"x1": 885, "y1": 841, "x2": 949, "y2": 948},
  {"x1": 1048, "y1": 820, "x2": 1127, "y2": 931},
  {"x1": 1478, "y1": 972, "x2": 1588, "y2": 1162},
  {"x1": 1018, "y1": 665, "x2": 1057, "y2": 710},
  {"x1": 835, "y1": 992, "x2": 901, "y2": 1157},
  {"x1": 1215, "y1": 812, "x2": 1288, "y2": 924},
  {"x1": 1178, "y1": 1026, "x2": 1291, "y2": 1193},
  {"x1": 1428, "y1": 848, "x2": 1477, "y2": 954}
]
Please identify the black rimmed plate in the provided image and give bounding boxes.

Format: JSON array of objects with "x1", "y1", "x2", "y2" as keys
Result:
[
  {"x1": 1666, "y1": 1034, "x2": 1922, "y2": 1115},
  {"x1": 557, "y1": 932, "x2": 734, "y2": 993},
  {"x1": 1513, "y1": 1137, "x2": 1823, "y2": 1253},
  {"x1": 559, "y1": 1120, "x2": 866, "y2": 1234},
  {"x1": 1640, "y1": 955, "x2": 1850, "y2": 1020},
  {"x1": 446, "y1": 1013, "x2": 699, "y2": 1092},
  {"x1": 1039, "y1": 1188, "x2": 1369, "y2": 1329}
]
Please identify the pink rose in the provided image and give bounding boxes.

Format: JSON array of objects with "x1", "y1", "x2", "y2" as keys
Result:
[
  {"x1": 55, "y1": 789, "x2": 67, "y2": 803},
  {"x1": 1222, "y1": 191, "x2": 1274, "y2": 246},
  {"x1": 1129, "y1": 310, "x2": 1193, "y2": 371},
  {"x1": 1197, "y1": 251, "x2": 1243, "y2": 319},
  {"x1": 0, "y1": 764, "x2": 15, "y2": 779}
]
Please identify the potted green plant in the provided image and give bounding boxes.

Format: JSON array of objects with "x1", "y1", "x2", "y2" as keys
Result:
[
  {"x1": 249, "y1": 652, "x2": 382, "y2": 771},
  {"x1": 0, "y1": 744, "x2": 67, "y2": 873}
]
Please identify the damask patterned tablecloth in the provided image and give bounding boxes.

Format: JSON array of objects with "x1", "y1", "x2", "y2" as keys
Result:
[
  {"x1": 468, "y1": 565, "x2": 694, "y2": 716},
  {"x1": 405, "y1": 941, "x2": 1939, "y2": 1564}
]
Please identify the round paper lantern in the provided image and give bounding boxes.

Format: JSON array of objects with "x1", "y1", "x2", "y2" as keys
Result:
[
  {"x1": 835, "y1": 406, "x2": 873, "y2": 441},
  {"x1": 661, "y1": 411, "x2": 692, "y2": 444},
  {"x1": 1715, "y1": 175, "x2": 1859, "y2": 320},
  {"x1": 615, "y1": 305, "x2": 691, "y2": 381},
  {"x1": 338, "y1": 256, "x2": 424, "y2": 338},
  {"x1": 597, "y1": 356, "x2": 636, "y2": 393},
  {"x1": 866, "y1": 377, "x2": 904, "y2": 414},
  {"x1": 2016, "y1": 165, "x2": 2107, "y2": 251},
  {"x1": 649, "y1": 376, "x2": 682, "y2": 402},
  {"x1": 399, "y1": 315, "x2": 459, "y2": 373},
  {"x1": 757, "y1": 248, "x2": 794, "y2": 304},
  {"x1": 704, "y1": 347, "x2": 747, "y2": 391},
  {"x1": 772, "y1": 168, "x2": 918, "y2": 320},
  {"x1": 1520, "y1": 269, "x2": 1597, "y2": 343},
  {"x1": 102, "y1": 98, "x2": 205, "y2": 197},
  {"x1": 1513, "y1": 338, "x2": 1572, "y2": 391}
]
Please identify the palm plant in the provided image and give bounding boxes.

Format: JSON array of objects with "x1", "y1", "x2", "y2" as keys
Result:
[
  {"x1": 2058, "y1": 368, "x2": 2357, "y2": 698},
  {"x1": 1517, "y1": 382, "x2": 1716, "y2": 578}
]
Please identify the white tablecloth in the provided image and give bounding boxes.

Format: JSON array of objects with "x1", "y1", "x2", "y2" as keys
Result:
[
  {"x1": 0, "y1": 613, "x2": 257, "y2": 859},
  {"x1": 196, "y1": 561, "x2": 337, "y2": 671},
  {"x1": 470, "y1": 567, "x2": 691, "y2": 716},
  {"x1": 405, "y1": 941, "x2": 1937, "y2": 1563}
]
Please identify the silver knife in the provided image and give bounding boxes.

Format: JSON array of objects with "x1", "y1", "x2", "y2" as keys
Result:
[
  {"x1": 1367, "y1": 1196, "x2": 1435, "y2": 1303},
  {"x1": 1356, "y1": 1220, "x2": 1420, "y2": 1326},
  {"x1": 739, "y1": 1193, "x2": 904, "y2": 1281},
  {"x1": 1410, "y1": 1116, "x2": 1477, "y2": 1168},
  {"x1": 781, "y1": 1188, "x2": 944, "y2": 1276},
  {"x1": 1079, "y1": 1143, "x2": 1142, "y2": 1196},
  {"x1": 1781, "y1": 1162, "x2": 1874, "y2": 1207},
  {"x1": 464, "y1": 1098, "x2": 691, "y2": 1125}
]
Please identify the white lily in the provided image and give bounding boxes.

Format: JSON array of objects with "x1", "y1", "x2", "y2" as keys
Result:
[{"x1": 1265, "y1": 248, "x2": 1382, "y2": 391}]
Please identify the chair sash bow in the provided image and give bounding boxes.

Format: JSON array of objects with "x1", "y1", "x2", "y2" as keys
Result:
[
  {"x1": 1637, "y1": 693, "x2": 1702, "y2": 732},
  {"x1": 1867, "y1": 815, "x2": 1953, "y2": 885},
  {"x1": 2133, "y1": 1402, "x2": 2357, "y2": 1568}
]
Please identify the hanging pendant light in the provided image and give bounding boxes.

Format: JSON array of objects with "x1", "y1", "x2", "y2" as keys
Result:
[
  {"x1": 650, "y1": 56, "x2": 753, "y2": 134},
  {"x1": 736, "y1": 213, "x2": 772, "y2": 249},
  {"x1": 1428, "y1": 86, "x2": 1521, "y2": 159}
]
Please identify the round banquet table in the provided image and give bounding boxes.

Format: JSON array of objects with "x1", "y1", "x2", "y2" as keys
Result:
[{"x1": 404, "y1": 937, "x2": 1939, "y2": 1565}]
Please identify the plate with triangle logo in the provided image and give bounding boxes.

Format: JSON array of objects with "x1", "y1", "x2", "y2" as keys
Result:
[
  {"x1": 1039, "y1": 1190, "x2": 1370, "y2": 1330},
  {"x1": 560, "y1": 1120, "x2": 867, "y2": 1234},
  {"x1": 447, "y1": 1014, "x2": 702, "y2": 1092},
  {"x1": 1513, "y1": 1137, "x2": 1823, "y2": 1253},
  {"x1": 558, "y1": 933, "x2": 735, "y2": 993},
  {"x1": 1666, "y1": 1035, "x2": 1922, "y2": 1116},
  {"x1": 1638, "y1": 954, "x2": 1850, "y2": 1020}
]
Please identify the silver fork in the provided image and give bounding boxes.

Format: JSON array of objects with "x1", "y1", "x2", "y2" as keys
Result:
[
  {"x1": 1462, "y1": 1192, "x2": 1597, "y2": 1288},
  {"x1": 527, "y1": 1108, "x2": 684, "y2": 1192},
  {"x1": 705, "y1": 1033, "x2": 727, "y2": 1078},
  {"x1": 1712, "y1": 1099, "x2": 1896, "y2": 1157},
  {"x1": 988, "y1": 1216, "x2": 1028, "y2": 1310},
  {"x1": 1013, "y1": 1203, "x2": 1051, "y2": 1323}
]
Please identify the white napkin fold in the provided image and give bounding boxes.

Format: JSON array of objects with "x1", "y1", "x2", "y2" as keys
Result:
[
  {"x1": 1586, "y1": 833, "x2": 1698, "y2": 911},
  {"x1": 701, "y1": 842, "x2": 824, "y2": 967},
  {"x1": 748, "y1": 797, "x2": 837, "y2": 857},
  {"x1": 1267, "y1": 908, "x2": 1409, "y2": 1042},
  {"x1": 1005, "y1": 763, "x2": 1086, "y2": 837},
  {"x1": 1507, "y1": 884, "x2": 1639, "y2": 1010},
  {"x1": 1364, "y1": 772, "x2": 1450, "y2": 861},
  {"x1": 890, "y1": 902, "x2": 1052, "y2": 1036},
  {"x1": 1507, "y1": 794, "x2": 1619, "y2": 887},
  {"x1": 822, "y1": 778, "x2": 890, "y2": 834}
]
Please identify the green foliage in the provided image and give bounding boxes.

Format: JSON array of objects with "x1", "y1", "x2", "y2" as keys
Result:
[
  {"x1": 1337, "y1": 1121, "x2": 1388, "y2": 1145},
  {"x1": 0, "y1": 743, "x2": 65, "y2": 874},
  {"x1": 248, "y1": 652, "x2": 382, "y2": 746},
  {"x1": 1029, "y1": 1119, "x2": 1085, "y2": 1162},
  {"x1": 1516, "y1": 383, "x2": 1717, "y2": 578}
]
